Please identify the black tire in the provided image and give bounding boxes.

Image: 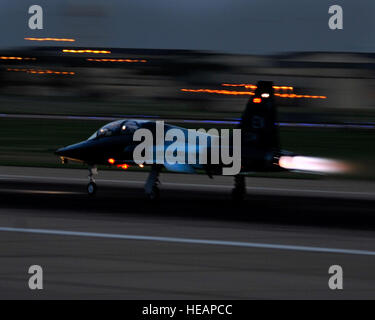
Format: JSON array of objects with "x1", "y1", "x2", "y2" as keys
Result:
[
  {"x1": 231, "y1": 188, "x2": 245, "y2": 201},
  {"x1": 147, "y1": 186, "x2": 160, "y2": 201},
  {"x1": 87, "y1": 182, "x2": 97, "y2": 196}
]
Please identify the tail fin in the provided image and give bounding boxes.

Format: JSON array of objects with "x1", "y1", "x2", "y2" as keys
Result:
[{"x1": 239, "y1": 81, "x2": 279, "y2": 150}]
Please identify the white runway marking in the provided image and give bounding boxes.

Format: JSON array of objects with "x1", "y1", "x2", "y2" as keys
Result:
[
  {"x1": 0, "y1": 226, "x2": 375, "y2": 256},
  {"x1": 0, "y1": 173, "x2": 374, "y2": 198}
]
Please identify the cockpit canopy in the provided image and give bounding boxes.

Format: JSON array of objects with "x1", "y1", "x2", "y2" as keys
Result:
[{"x1": 88, "y1": 120, "x2": 140, "y2": 140}]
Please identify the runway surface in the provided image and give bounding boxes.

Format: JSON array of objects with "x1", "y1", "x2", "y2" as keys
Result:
[{"x1": 0, "y1": 166, "x2": 375, "y2": 299}]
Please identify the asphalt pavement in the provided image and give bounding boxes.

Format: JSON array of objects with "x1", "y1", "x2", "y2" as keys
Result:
[{"x1": 0, "y1": 166, "x2": 374, "y2": 299}]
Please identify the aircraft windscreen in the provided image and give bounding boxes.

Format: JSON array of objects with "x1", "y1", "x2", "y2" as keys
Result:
[
  {"x1": 87, "y1": 120, "x2": 124, "y2": 140},
  {"x1": 87, "y1": 120, "x2": 139, "y2": 140}
]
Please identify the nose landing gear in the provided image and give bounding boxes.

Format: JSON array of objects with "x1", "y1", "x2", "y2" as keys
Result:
[
  {"x1": 87, "y1": 181, "x2": 97, "y2": 195},
  {"x1": 87, "y1": 165, "x2": 98, "y2": 196},
  {"x1": 85, "y1": 164, "x2": 163, "y2": 199}
]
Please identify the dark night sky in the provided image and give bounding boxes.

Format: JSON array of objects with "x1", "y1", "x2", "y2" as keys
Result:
[{"x1": 1, "y1": 0, "x2": 374, "y2": 54}]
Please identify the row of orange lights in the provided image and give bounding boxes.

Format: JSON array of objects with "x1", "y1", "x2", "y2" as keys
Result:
[
  {"x1": 108, "y1": 158, "x2": 144, "y2": 169},
  {"x1": 62, "y1": 49, "x2": 111, "y2": 54},
  {"x1": 222, "y1": 83, "x2": 294, "y2": 91},
  {"x1": 1, "y1": 56, "x2": 36, "y2": 61},
  {"x1": 25, "y1": 37, "x2": 75, "y2": 42},
  {"x1": 7, "y1": 68, "x2": 75, "y2": 75},
  {"x1": 275, "y1": 93, "x2": 327, "y2": 99},
  {"x1": 181, "y1": 89, "x2": 255, "y2": 96},
  {"x1": 181, "y1": 89, "x2": 327, "y2": 99},
  {"x1": 87, "y1": 58, "x2": 147, "y2": 63}
]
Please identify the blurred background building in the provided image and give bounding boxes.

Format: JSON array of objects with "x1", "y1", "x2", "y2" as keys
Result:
[
  {"x1": 1, "y1": 47, "x2": 375, "y2": 119},
  {"x1": 1, "y1": 0, "x2": 375, "y2": 121}
]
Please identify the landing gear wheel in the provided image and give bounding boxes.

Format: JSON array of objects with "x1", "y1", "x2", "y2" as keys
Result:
[
  {"x1": 87, "y1": 182, "x2": 97, "y2": 196},
  {"x1": 147, "y1": 185, "x2": 160, "y2": 201}
]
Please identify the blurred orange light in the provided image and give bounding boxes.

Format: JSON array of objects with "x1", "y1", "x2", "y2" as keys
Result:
[
  {"x1": 139, "y1": 164, "x2": 144, "y2": 168},
  {"x1": 0, "y1": 56, "x2": 36, "y2": 61},
  {"x1": 253, "y1": 98, "x2": 262, "y2": 103},
  {"x1": 274, "y1": 93, "x2": 327, "y2": 99},
  {"x1": 222, "y1": 83, "x2": 294, "y2": 91},
  {"x1": 273, "y1": 86, "x2": 293, "y2": 91},
  {"x1": 108, "y1": 158, "x2": 115, "y2": 164},
  {"x1": 63, "y1": 49, "x2": 111, "y2": 54},
  {"x1": 7, "y1": 68, "x2": 74, "y2": 75},
  {"x1": 87, "y1": 58, "x2": 147, "y2": 63},
  {"x1": 222, "y1": 83, "x2": 258, "y2": 90},
  {"x1": 116, "y1": 164, "x2": 129, "y2": 170},
  {"x1": 25, "y1": 37, "x2": 75, "y2": 42},
  {"x1": 181, "y1": 89, "x2": 255, "y2": 96}
]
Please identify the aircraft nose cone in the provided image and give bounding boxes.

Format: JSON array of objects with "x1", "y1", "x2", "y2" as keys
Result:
[
  {"x1": 55, "y1": 141, "x2": 90, "y2": 161},
  {"x1": 55, "y1": 147, "x2": 68, "y2": 156},
  {"x1": 55, "y1": 144, "x2": 81, "y2": 158}
]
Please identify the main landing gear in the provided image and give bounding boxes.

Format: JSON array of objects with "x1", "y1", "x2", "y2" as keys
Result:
[
  {"x1": 87, "y1": 165, "x2": 98, "y2": 196},
  {"x1": 85, "y1": 164, "x2": 161, "y2": 200},
  {"x1": 144, "y1": 165, "x2": 161, "y2": 200},
  {"x1": 232, "y1": 175, "x2": 246, "y2": 201}
]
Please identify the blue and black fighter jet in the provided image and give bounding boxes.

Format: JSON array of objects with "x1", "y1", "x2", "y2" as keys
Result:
[{"x1": 55, "y1": 81, "x2": 344, "y2": 200}]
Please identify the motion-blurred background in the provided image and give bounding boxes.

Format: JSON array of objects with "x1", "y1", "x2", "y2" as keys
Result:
[{"x1": 0, "y1": 0, "x2": 374, "y2": 177}]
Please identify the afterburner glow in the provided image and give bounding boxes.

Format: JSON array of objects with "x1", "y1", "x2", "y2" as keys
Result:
[{"x1": 278, "y1": 156, "x2": 349, "y2": 174}]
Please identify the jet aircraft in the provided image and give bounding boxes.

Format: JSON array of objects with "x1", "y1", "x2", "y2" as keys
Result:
[{"x1": 55, "y1": 81, "x2": 343, "y2": 200}]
